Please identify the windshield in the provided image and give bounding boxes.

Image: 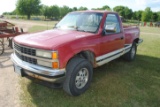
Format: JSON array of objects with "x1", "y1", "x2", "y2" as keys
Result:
[{"x1": 56, "y1": 12, "x2": 103, "y2": 33}]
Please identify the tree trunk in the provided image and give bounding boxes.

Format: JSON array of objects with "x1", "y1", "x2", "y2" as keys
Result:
[{"x1": 27, "y1": 14, "x2": 31, "y2": 20}]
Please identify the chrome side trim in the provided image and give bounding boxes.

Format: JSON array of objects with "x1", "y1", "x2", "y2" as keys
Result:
[
  {"x1": 96, "y1": 52, "x2": 123, "y2": 66},
  {"x1": 96, "y1": 44, "x2": 132, "y2": 66},
  {"x1": 11, "y1": 53, "x2": 65, "y2": 76},
  {"x1": 96, "y1": 48, "x2": 124, "y2": 62},
  {"x1": 124, "y1": 44, "x2": 132, "y2": 53}
]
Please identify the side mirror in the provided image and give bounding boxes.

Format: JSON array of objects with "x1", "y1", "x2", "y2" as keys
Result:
[{"x1": 105, "y1": 24, "x2": 116, "y2": 33}]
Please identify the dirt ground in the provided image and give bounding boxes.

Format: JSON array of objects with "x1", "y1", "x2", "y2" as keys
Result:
[
  {"x1": 0, "y1": 18, "x2": 54, "y2": 107},
  {"x1": 0, "y1": 20, "x2": 31, "y2": 107},
  {"x1": 0, "y1": 44, "x2": 20, "y2": 107}
]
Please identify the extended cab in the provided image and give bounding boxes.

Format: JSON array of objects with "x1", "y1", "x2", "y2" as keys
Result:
[{"x1": 11, "y1": 11, "x2": 143, "y2": 96}]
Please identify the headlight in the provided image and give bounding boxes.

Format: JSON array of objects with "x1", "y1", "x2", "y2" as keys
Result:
[
  {"x1": 37, "y1": 60, "x2": 52, "y2": 68},
  {"x1": 36, "y1": 50, "x2": 59, "y2": 69},
  {"x1": 36, "y1": 50, "x2": 52, "y2": 58},
  {"x1": 37, "y1": 60, "x2": 59, "y2": 69}
]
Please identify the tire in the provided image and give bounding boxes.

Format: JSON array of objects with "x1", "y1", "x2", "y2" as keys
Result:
[
  {"x1": 63, "y1": 57, "x2": 93, "y2": 96},
  {"x1": 0, "y1": 39, "x2": 4, "y2": 55},
  {"x1": 123, "y1": 42, "x2": 137, "y2": 61}
]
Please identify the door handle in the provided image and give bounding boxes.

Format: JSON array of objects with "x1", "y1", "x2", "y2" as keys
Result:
[{"x1": 120, "y1": 37, "x2": 124, "y2": 40}]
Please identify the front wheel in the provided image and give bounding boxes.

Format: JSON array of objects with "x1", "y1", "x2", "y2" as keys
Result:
[
  {"x1": 123, "y1": 42, "x2": 137, "y2": 61},
  {"x1": 63, "y1": 57, "x2": 93, "y2": 96}
]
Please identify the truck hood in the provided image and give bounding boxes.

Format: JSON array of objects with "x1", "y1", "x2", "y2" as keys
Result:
[{"x1": 14, "y1": 29, "x2": 93, "y2": 50}]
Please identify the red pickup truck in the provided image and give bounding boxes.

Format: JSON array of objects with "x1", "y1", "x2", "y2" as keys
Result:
[{"x1": 11, "y1": 11, "x2": 143, "y2": 96}]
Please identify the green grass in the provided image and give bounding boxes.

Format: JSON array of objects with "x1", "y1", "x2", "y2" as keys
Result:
[
  {"x1": 140, "y1": 27, "x2": 160, "y2": 34},
  {"x1": 28, "y1": 26, "x2": 53, "y2": 32},
  {"x1": 28, "y1": 22, "x2": 56, "y2": 32},
  {"x1": 23, "y1": 20, "x2": 57, "y2": 25},
  {"x1": 20, "y1": 26, "x2": 160, "y2": 107}
]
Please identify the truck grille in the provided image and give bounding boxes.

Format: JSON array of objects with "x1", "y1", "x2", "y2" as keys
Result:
[
  {"x1": 14, "y1": 43, "x2": 36, "y2": 56},
  {"x1": 14, "y1": 43, "x2": 37, "y2": 64}
]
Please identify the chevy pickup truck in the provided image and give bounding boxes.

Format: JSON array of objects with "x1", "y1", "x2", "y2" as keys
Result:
[{"x1": 11, "y1": 10, "x2": 143, "y2": 96}]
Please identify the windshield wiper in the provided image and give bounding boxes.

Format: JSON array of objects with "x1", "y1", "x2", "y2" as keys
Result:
[
  {"x1": 54, "y1": 26, "x2": 94, "y2": 33},
  {"x1": 55, "y1": 26, "x2": 77, "y2": 29},
  {"x1": 76, "y1": 29, "x2": 94, "y2": 33}
]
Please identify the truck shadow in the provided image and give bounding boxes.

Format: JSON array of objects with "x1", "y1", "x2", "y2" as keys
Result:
[
  {"x1": 25, "y1": 54, "x2": 160, "y2": 106},
  {"x1": 0, "y1": 48, "x2": 13, "y2": 68}
]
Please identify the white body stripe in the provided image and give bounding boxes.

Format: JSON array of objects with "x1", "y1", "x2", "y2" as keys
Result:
[{"x1": 96, "y1": 44, "x2": 132, "y2": 66}]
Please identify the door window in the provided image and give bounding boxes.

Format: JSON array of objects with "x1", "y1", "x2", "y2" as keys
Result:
[{"x1": 104, "y1": 14, "x2": 121, "y2": 34}]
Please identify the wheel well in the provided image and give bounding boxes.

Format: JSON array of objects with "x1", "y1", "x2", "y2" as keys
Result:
[
  {"x1": 134, "y1": 38, "x2": 139, "y2": 44},
  {"x1": 67, "y1": 51, "x2": 95, "y2": 68},
  {"x1": 77, "y1": 51, "x2": 95, "y2": 67}
]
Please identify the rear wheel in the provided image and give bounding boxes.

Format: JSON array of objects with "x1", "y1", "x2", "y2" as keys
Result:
[
  {"x1": 63, "y1": 57, "x2": 93, "y2": 96},
  {"x1": 123, "y1": 42, "x2": 137, "y2": 61}
]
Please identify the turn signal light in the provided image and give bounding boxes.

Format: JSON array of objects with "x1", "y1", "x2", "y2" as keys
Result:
[
  {"x1": 52, "y1": 52, "x2": 58, "y2": 59},
  {"x1": 52, "y1": 62, "x2": 59, "y2": 69}
]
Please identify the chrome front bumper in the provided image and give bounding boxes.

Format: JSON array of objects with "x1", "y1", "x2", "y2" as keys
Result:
[{"x1": 11, "y1": 53, "x2": 66, "y2": 83}]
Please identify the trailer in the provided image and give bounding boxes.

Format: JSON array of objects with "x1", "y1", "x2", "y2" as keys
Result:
[{"x1": 0, "y1": 21, "x2": 26, "y2": 55}]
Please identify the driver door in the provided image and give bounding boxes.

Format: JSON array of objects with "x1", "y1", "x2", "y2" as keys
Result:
[{"x1": 99, "y1": 13, "x2": 124, "y2": 56}]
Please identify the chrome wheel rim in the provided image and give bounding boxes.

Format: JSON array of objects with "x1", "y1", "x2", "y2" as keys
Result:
[
  {"x1": 131, "y1": 45, "x2": 136, "y2": 58},
  {"x1": 75, "y1": 68, "x2": 89, "y2": 89}
]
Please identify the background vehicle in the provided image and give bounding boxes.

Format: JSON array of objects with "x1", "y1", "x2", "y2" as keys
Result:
[
  {"x1": 155, "y1": 22, "x2": 160, "y2": 27},
  {"x1": 11, "y1": 11, "x2": 143, "y2": 96},
  {"x1": 0, "y1": 15, "x2": 4, "y2": 18}
]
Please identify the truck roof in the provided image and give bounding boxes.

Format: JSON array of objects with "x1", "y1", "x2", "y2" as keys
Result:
[{"x1": 71, "y1": 10, "x2": 117, "y2": 14}]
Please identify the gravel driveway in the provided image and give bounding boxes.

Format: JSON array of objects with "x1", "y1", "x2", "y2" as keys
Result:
[
  {"x1": 0, "y1": 18, "x2": 52, "y2": 107},
  {"x1": 0, "y1": 45, "x2": 20, "y2": 107},
  {"x1": 0, "y1": 20, "x2": 31, "y2": 107}
]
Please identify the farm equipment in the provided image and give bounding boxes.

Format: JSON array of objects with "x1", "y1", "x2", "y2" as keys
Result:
[{"x1": 0, "y1": 20, "x2": 26, "y2": 55}]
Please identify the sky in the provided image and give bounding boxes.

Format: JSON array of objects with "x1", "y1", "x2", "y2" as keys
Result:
[{"x1": 0, "y1": 0, "x2": 160, "y2": 15}]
